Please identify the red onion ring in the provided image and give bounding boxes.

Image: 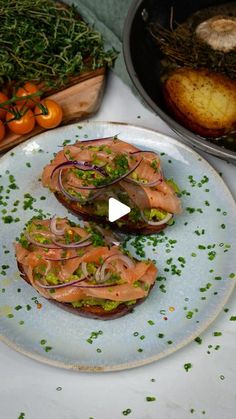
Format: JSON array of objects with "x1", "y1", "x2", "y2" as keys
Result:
[
  {"x1": 45, "y1": 260, "x2": 52, "y2": 276},
  {"x1": 81, "y1": 262, "x2": 89, "y2": 277},
  {"x1": 58, "y1": 136, "x2": 117, "y2": 151},
  {"x1": 25, "y1": 233, "x2": 60, "y2": 249},
  {"x1": 26, "y1": 230, "x2": 53, "y2": 238},
  {"x1": 124, "y1": 176, "x2": 163, "y2": 187},
  {"x1": 66, "y1": 183, "x2": 104, "y2": 202},
  {"x1": 50, "y1": 161, "x2": 84, "y2": 179},
  {"x1": 36, "y1": 277, "x2": 118, "y2": 290},
  {"x1": 45, "y1": 254, "x2": 81, "y2": 262},
  {"x1": 50, "y1": 215, "x2": 66, "y2": 236},
  {"x1": 126, "y1": 151, "x2": 163, "y2": 187},
  {"x1": 75, "y1": 135, "x2": 118, "y2": 145},
  {"x1": 94, "y1": 225, "x2": 121, "y2": 246},
  {"x1": 58, "y1": 170, "x2": 87, "y2": 203},
  {"x1": 58, "y1": 171, "x2": 104, "y2": 203},
  {"x1": 52, "y1": 234, "x2": 92, "y2": 248},
  {"x1": 95, "y1": 254, "x2": 135, "y2": 283},
  {"x1": 104, "y1": 254, "x2": 135, "y2": 268},
  {"x1": 51, "y1": 160, "x2": 107, "y2": 179},
  {"x1": 141, "y1": 210, "x2": 173, "y2": 226},
  {"x1": 130, "y1": 150, "x2": 160, "y2": 157},
  {"x1": 58, "y1": 157, "x2": 143, "y2": 191},
  {"x1": 26, "y1": 228, "x2": 92, "y2": 250},
  {"x1": 73, "y1": 283, "x2": 119, "y2": 289},
  {"x1": 36, "y1": 276, "x2": 87, "y2": 289},
  {"x1": 95, "y1": 267, "x2": 111, "y2": 283}
]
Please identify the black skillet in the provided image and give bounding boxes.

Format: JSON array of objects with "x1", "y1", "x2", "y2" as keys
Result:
[{"x1": 123, "y1": 0, "x2": 236, "y2": 163}]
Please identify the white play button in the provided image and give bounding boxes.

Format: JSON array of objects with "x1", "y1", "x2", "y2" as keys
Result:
[{"x1": 108, "y1": 197, "x2": 131, "y2": 222}]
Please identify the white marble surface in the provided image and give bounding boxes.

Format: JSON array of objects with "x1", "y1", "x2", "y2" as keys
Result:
[{"x1": 0, "y1": 73, "x2": 235, "y2": 419}]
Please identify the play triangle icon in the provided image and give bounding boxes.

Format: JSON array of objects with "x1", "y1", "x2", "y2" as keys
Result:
[{"x1": 108, "y1": 197, "x2": 131, "y2": 222}]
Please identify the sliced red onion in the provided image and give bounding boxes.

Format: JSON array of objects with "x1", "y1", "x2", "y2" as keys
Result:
[
  {"x1": 141, "y1": 210, "x2": 173, "y2": 226},
  {"x1": 95, "y1": 266, "x2": 103, "y2": 283},
  {"x1": 124, "y1": 176, "x2": 163, "y2": 187},
  {"x1": 51, "y1": 160, "x2": 107, "y2": 179},
  {"x1": 50, "y1": 215, "x2": 66, "y2": 236},
  {"x1": 75, "y1": 135, "x2": 118, "y2": 145},
  {"x1": 126, "y1": 151, "x2": 163, "y2": 187},
  {"x1": 58, "y1": 171, "x2": 103, "y2": 204},
  {"x1": 130, "y1": 150, "x2": 160, "y2": 157},
  {"x1": 80, "y1": 161, "x2": 107, "y2": 176},
  {"x1": 27, "y1": 230, "x2": 53, "y2": 238},
  {"x1": 45, "y1": 254, "x2": 81, "y2": 262},
  {"x1": 93, "y1": 225, "x2": 121, "y2": 246},
  {"x1": 25, "y1": 233, "x2": 60, "y2": 249},
  {"x1": 129, "y1": 150, "x2": 161, "y2": 171},
  {"x1": 81, "y1": 262, "x2": 89, "y2": 277},
  {"x1": 63, "y1": 151, "x2": 70, "y2": 160},
  {"x1": 106, "y1": 254, "x2": 135, "y2": 268},
  {"x1": 95, "y1": 254, "x2": 135, "y2": 283},
  {"x1": 58, "y1": 170, "x2": 87, "y2": 203},
  {"x1": 51, "y1": 161, "x2": 84, "y2": 179},
  {"x1": 45, "y1": 260, "x2": 52, "y2": 276},
  {"x1": 66, "y1": 183, "x2": 104, "y2": 202},
  {"x1": 59, "y1": 157, "x2": 143, "y2": 190},
  {"x1": 146, "y1": 177, "x2": 163, "y2": 187},
  {"x1": 36, "y1": 277, "x2": 118, "y2": 290},
  {"x1": 36, "y1": 276, "x2": 87, "y2": 289},
  {"x1": 93, "y1": 225, "x2": 105, "y2": 236},
  {"x1": 73, "y1": 282, "x2": 118, "y2": 289},
  {"x1": 52, "y1": 234, "x2": 92, "y2": 248},
  {"x1": 87, "y1": 190, "x2": 104, "y2": 201}
]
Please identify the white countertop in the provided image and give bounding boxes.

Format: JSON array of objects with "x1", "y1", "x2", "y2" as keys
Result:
[{"x1": 0, "y1": 73, "x2": 235, "y2": 419}]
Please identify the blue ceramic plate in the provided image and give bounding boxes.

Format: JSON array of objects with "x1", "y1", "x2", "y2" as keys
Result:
[{"x1": 0, "y1": 122, "x2": 235, "y2": 371}]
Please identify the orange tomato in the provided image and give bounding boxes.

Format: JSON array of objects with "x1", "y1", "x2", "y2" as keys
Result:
[
  {"x1": 0, "y1": 92, "x2": 9, "y2": 120},
  {"x1": 0, "y1": 120, "x2": 5, "y2": 141},
  {"x1": 6, "y1": 106, "x2": 35, "y2": 135},
  {"x1": 16, "y1": 82, "x2": 41, "y2": 109},
  {"x1": 34, "y1": 99, "x2": 63, "y2": 129}
]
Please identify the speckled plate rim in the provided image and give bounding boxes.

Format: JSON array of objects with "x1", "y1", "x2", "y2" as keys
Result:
[
  {"x1": 0, "y1": 282, "x2": 235, "y2": 372},
  {"x1": 0, "y1": 121, "x2": 236, "y2": 372}
]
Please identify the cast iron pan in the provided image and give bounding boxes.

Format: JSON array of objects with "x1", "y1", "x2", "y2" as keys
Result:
[{"x1": 123, "y1": 0, "x2": 236, "y2": 163}]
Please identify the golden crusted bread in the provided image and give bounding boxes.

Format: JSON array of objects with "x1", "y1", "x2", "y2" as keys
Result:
[{"x1": 163, "y1": 68, "x2": 236, "y2": 138}]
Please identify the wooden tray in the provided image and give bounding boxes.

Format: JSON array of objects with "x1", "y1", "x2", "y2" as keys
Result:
[{"x1": 0, "y1": 67, "x2": 106, "y2": 153}]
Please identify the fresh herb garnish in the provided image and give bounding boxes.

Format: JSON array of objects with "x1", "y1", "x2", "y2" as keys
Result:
[
  {"x1": 184, "y1": 362, "x2": 192, "y2": 372},
  {"x1": 0, "y1": 0, "x2": 117, "y2": 87}
]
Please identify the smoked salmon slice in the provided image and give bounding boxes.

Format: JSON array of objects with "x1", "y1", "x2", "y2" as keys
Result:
[
  {"x1": 15, "y1": 218, "x2": 158, "y2": 313},
  {"x1": 41, "y1": 137, "x2": 182, "y2": 234}
]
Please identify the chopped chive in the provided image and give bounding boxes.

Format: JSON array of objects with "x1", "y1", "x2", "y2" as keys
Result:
[
  {"x1": 146, "y1": 396, "x2": 156, "y2": 402},
  {"x1": 184, "y1": 363, "x2": 192, "y2": 372}
]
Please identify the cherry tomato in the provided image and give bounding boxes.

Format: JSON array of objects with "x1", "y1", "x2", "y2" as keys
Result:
[
  {"x1": 34, "y1": 99, "x2": 63, "y2": 129},
  {"x1": 0, "y1": 120, "x2": 5, "y2": 141},
  {"x1": 6, "y1": 106, "x2": 35, "y2": 135},
  {"x1": 0, "y1": 92, "x2": 9, "y2": 120},
  {"x1": 16, "y1": 82, "x2": 41, "y2": 109}
]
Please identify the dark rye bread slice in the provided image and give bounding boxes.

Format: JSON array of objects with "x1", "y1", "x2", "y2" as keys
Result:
[
  {"x1": 17, "y1": 261, "x2": 154, "y2": 320},
  {"x1": 55, "y1": 191, "x2": 167, "y2": 236}
]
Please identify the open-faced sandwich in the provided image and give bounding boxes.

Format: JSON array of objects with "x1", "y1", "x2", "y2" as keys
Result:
[
  {"x1": 14, "y1": 217, "x2": 158, "y2": 320},
  {"x1": 42, "y1": 137, "x2": 182, "y2": 234}
]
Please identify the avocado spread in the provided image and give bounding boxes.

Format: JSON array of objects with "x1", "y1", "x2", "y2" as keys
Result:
[{"x1": 71, "y1": 298, "x2": 137, "y2": 311}]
